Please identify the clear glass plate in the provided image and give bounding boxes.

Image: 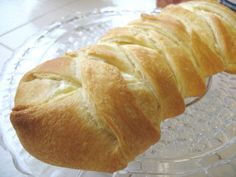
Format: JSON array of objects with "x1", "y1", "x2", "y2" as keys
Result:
[{"x1": 1, "y1": 8, "x2": 236, "y2": 177}]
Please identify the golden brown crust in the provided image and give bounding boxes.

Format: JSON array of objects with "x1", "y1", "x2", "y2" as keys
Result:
[
  {"x1": 147, "y1": 30, "x2": 206, "y2": 97},
  {"x1": 102, "y1": 19, "x2": 206, "y2": 97},
  {"x1": 179, "y1": 1, "x2": 236, "y2": 73},
  {"x1": 207, "y1": 15, "x2": 236, "y2": 73},
  {"x1": 14, "y1": 57, "x2": 80, "y2": 106},
  {"x1": 160, "y1": 5, "x2": 224, "y2": 76},
  {"x1": 11, "y1": 93, "x2": 127, "y2": 172},
  {"x1": 80, "y1": 60, "x2": 160, "y2": 157},
  {"x1": 123, "y1": 45, "x2": 185, "y2": 118},
  {"x1": 10, "y1": 1, "x2": 236, "y2": 173},
  {"x1": 86, "y1": 44, "x2": 163, "y2": 125}
]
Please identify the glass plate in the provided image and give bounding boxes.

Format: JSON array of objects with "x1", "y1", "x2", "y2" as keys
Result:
[{"x1": 1, "y1": 8, "x2": 236, "y2": 177}]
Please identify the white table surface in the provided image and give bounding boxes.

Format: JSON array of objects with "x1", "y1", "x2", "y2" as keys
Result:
[{"x1": 0, "y1": 0, "x2": 155, "y2": 177}]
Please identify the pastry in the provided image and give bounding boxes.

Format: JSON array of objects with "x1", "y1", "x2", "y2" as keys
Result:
[{"x1": 10, "y1": 1, "x2": 236, "y2": 172}]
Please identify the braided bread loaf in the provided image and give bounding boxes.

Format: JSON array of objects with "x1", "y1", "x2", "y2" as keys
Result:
[{"x1": 11, "y1": 1, "x2": 236, "y2": 172}]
